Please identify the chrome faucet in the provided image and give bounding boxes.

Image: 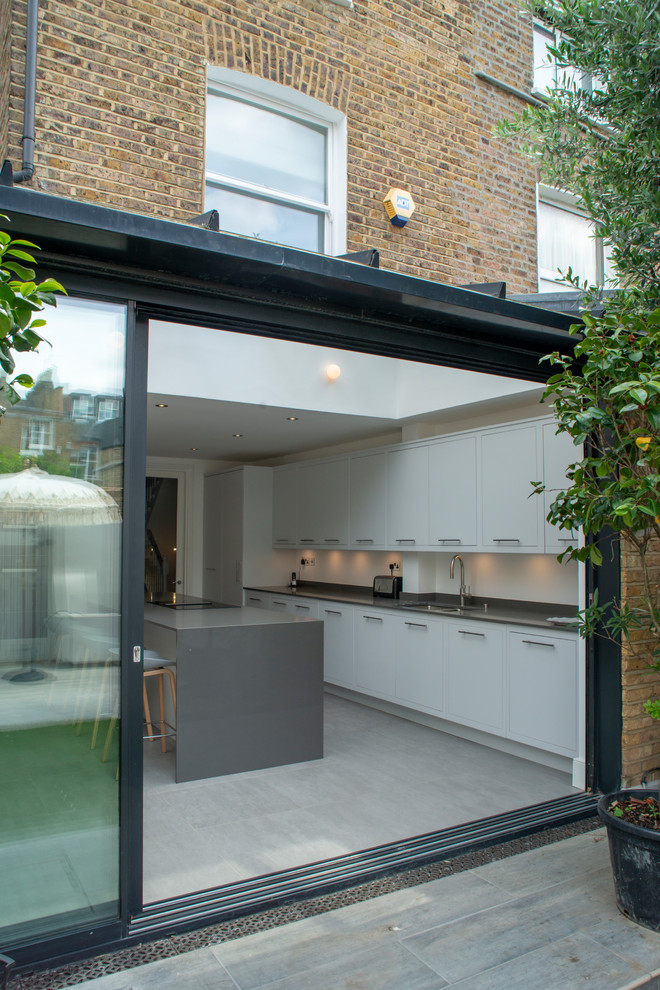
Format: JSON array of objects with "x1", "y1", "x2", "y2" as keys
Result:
[{"x1": 450, "y1": 553, "x2": 468, "y2": 607}]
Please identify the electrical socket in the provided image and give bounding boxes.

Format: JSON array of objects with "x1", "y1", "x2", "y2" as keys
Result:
[
  {"x1": 300, "y1": 556, "x2": 316, "y2": 567},
  {"x1": 389, "y1": 559, "x2": 402, "y2": 572}
]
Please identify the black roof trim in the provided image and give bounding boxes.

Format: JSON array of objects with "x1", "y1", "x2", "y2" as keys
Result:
[{"x1": 0, "y1": 188, "x2": 577, "y2": 379}]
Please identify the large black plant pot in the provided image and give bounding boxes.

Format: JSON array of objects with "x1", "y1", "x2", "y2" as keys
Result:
[{"x1": 598, "y1": 788, "x2": 660, "y2": 930}]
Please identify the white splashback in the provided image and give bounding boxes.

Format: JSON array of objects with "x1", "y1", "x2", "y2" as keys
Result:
[{"x1": 291, "y1": 548, "x2": 578, "y2": 606}]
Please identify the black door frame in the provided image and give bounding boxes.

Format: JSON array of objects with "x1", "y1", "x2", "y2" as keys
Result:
[{"x1": 0, "y1": 192, "x2": 618, "y2": 968}]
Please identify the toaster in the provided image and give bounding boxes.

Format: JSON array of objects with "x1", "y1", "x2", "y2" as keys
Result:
[{"x1": 373, "y1": 574, "x2": 403, "y2": 599}]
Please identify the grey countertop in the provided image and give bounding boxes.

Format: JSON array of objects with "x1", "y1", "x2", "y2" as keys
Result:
[
  {"x1": 144, "y1": 603, "x2": 320, "y2": 631},
  {"x1": 243, "y1": 583, "x2": 580, "y2": 631}
]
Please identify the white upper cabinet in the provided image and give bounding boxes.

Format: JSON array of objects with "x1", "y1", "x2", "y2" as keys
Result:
[
  {"x1": 297, "y1": 457, "x2": 349, "y2": 547},
  {"x1": 387, "y1": 445, "x2": 429, "y2": 547},
  {"x1": 272, "y1": 465, "x2": 297, "y2": 547},
  {"x1": 349, "y1": 450, "x2": 388, "y2": 548},
  {"x1": 269, "y1": 416, "x2": 576, "y2": 555},
  {"x1": 428, "y1": 436, "x2": 478, "y2": 547},
  {"x1": 543, "y1": 422, "x2": 580, "y2": 553},
  {"x1": 481, "y1": 425, "x2": 542, "y2": 550}
]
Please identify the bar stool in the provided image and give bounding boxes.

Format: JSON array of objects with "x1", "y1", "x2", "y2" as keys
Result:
[{"x1": 143, "y1": 649, "x2": 177, "y2": 753}]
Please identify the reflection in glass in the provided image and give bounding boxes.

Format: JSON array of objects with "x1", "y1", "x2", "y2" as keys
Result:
[
  {"x1": 206, "y1": 94, "x2": 327, "y2": 202},
  {"x1": 0, "y1": 298, "x2": 126, "y2": 946},
  {"x1": 205, "y1": 184, "x2": 324, "y2": 252},
  {"x1": 538, "y1": 201, "x2": 597, "y2": 286}
]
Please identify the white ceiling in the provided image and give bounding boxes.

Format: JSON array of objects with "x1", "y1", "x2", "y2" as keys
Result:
[{"x1": 146, "y1": 394, "x2": 402, "y2": 461}]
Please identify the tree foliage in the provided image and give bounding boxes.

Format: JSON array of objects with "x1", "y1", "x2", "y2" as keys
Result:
[
  {"x1": 499, "y1": 0, "x2": 660, "y2": 293},
  {"x1": 0, "y1": 215, "x2": 66, "y2": 413}
]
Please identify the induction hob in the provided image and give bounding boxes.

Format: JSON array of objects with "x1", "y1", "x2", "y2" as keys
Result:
[{"x1": 145, "y1": 593, "x2": 237, "y2": 609}]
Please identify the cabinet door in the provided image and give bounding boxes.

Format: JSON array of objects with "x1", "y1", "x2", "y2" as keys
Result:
[
  {"x1": 349, "y1": 451, "x2": 388, "y2": 548},
  {"x1": 320, "y1": 602, "x2": 355, "y2": 686},
  {"x1": 297, "y1": 458, "x2": 349, "y2": 547},
  {"x1": 543, "y1": 423, "x2": 580, "y2": 553},
  {"x1": 387, "y1": 446, "x2": 429, "y2": 547},
  {"x1": 446, "y1": 620, "x2": 505, "y2": 733},
  {"x1": 272, "y1": 466, "x2": 298, "y2": 547},
  {"x1": 355, "y1": 610, "x2": 397, "y2": 698},
  {"x1": 481, "y1": 426, "x2": 541, "y2": 550},
  {"x1": 507, "y1": 631, "x2": 578, "y2": 754},
  {"x1": 395, "y1": 616, "x2": 444, "y2": 712},
  {"x1": 428, "y1": 436, "x2": 478, "y2": 547}
]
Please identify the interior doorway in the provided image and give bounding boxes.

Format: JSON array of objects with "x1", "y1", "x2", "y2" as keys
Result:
[{"x1": 145, "y1": 475, "x2": 184, "y2": 596}]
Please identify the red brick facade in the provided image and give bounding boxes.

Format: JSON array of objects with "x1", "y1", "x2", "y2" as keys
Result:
[{"x1": 4, "y1": 0, "x2": 539, "y2": 290}]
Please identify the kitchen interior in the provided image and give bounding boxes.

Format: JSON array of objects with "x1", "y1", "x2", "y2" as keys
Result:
[{"x1": 142, "y1": 318, "x2": 584, "y2": 904}]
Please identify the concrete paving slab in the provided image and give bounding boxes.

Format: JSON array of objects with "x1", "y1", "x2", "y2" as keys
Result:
[{"x1": 57, "y1": 828, "x2": 660, "y2": 990}]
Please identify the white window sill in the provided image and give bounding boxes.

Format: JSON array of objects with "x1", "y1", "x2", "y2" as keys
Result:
[{"x1": 327, "y1": 0, "x2": 353, "y2": 7}]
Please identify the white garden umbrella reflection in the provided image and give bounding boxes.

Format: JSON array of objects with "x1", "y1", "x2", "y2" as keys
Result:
[{"x1": 0, "y1": 467, "x2": 120, "y2": 682}]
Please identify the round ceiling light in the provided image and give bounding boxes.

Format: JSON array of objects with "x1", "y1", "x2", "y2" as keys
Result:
[{"x1": 325, "y1": 363, "x2": 341, "y2": 381}]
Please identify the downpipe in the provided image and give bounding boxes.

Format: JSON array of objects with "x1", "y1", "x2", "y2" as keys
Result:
[{"x1": 1, "y1": 0, "x2": 38, "y2": 185}]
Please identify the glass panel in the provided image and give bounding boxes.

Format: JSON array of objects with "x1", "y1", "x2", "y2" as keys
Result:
[
  {"x1": 538, "y1": 200, "x2": 598, "y2": 285},
  {"x1": 206, "y1": 93, "x2": 327, "y2": 203},
  {"x1": 205, "y1": 184, "x2": 324, "y2": 252},
  {"x1": 0, "y1": 297, "x2": 126, "y2": 947}
]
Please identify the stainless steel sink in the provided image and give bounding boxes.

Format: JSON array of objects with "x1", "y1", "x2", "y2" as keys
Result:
[{"x1": 402, "y1": 602, "x2": 485, "y2": 614}]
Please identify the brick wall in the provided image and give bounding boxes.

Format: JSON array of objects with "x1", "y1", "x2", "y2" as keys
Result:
[
  {"x1": 4, "y1": 0, "x2": 539, "y2": 291},
  {"x1": 620, "y1": 535, "x2": 660, "y2": 785}
]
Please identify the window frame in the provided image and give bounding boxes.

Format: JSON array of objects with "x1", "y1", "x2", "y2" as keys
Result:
[
  {"x1": 205, "y1": 68, "x2": 347, "y2": 256},
  {"x1": 532, "y1": 21, "x2": 593, "y2": 98}
]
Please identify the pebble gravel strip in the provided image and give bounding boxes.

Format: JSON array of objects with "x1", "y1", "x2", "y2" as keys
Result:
[{"x1": 11, "y1": 818, "x2": 602, "y2": 989}]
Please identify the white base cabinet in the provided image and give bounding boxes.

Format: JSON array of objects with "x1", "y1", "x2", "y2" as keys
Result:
[
  {"x1": 507, "y1": 630, "x2": 578, "y2": 755},
  {"x1": 247, "y1": 588, "x2": 579, "y2": 764},
  {"x1": 355, "y1": 608, "x2": 397, "y2": 698},
  {"x1": 395, "y1": 615, "x2": 444, "y2": 712},
  {"x1": 446, "y1": 619, "x2": 505, "y2": 733},
  {"x1": 319, "y1": 601, "x2": 355, "y2": 687}
]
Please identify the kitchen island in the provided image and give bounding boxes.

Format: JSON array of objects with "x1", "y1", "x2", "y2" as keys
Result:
[{"x1": 144, "y1": 604, "x2": 323, "y2": 782}]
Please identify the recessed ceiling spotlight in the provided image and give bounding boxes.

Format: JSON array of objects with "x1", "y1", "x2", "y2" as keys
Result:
[
  {"x1": 190, "y1": 447, "x2": 198, "y2": 451},
  {"x1": 155, "y1": 403, "x2": 168, "y2": 408},
  {"x1": 287, "y1": 416, "x2": 298, "y2": 421},
  {"x1": 325, "y1": 363, "x2": 341, "y2": 381},
  {"x1": 233, "y1": 433, "x2": 243, "y2": 437}
]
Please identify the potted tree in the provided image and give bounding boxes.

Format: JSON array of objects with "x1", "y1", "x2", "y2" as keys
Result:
[{"x1": 500, "y1": 0, "x2": 660, "y2": 927}]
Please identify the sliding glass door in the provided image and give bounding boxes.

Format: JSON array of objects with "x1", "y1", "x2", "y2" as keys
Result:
[{"x1": 0, "y1": 298, "x2": 127, "y2": 946}]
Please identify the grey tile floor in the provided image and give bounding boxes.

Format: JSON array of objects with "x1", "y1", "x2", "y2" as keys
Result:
[
  {"x1": 143, "y1": 693, "x2": 578, "y2": 903},
  {"x1": 65, "y1": 829, "x2": 660, "y2": 990}
]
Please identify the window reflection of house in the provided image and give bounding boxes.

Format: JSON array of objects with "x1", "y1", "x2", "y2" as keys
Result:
[
  {"x1": 20, "y1": 417, "x2": 55, "y2": 455},
  {"x1": 70, "y1": 394, "x2": 96, "y2": 420},
  {"x1": 97, "y1": 398, "x2": 120, "y2": 422},
  {"x1": 0, "y1": 373, "x2": 123, "y2": 505}
]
